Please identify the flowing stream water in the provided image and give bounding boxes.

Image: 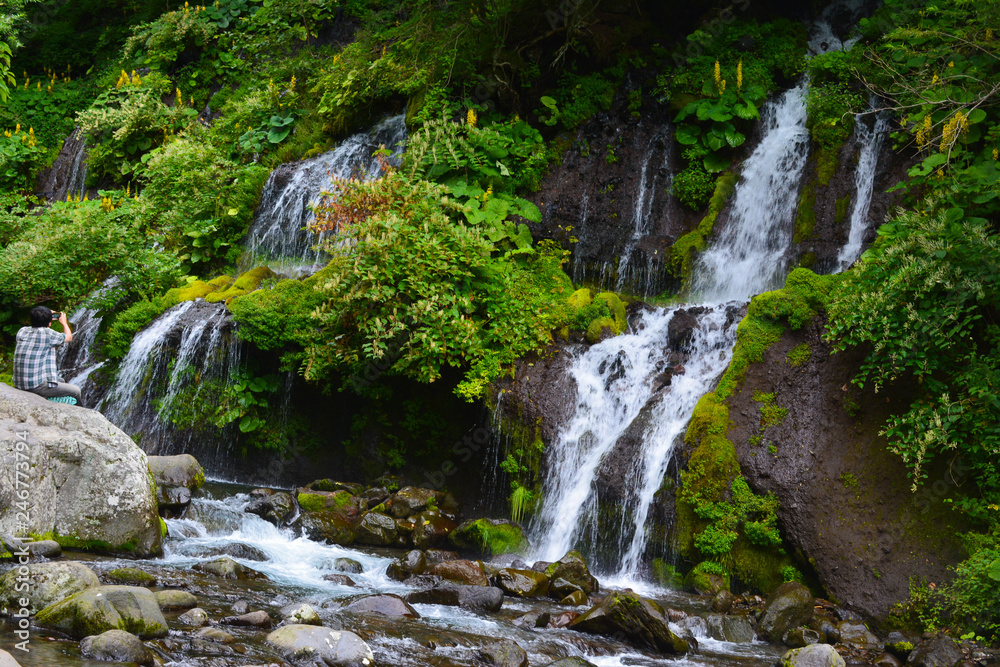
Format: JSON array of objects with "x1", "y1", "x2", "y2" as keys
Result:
[{"x1": 836, "y1": 105, "x2": 890, "y2": 270}]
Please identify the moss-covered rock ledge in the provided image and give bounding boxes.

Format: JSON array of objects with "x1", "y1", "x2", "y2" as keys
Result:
[{"x1": 0, "y1": 384, "x2": 162, "y2": 557}]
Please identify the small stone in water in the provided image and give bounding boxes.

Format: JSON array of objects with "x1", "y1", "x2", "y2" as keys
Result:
[
  {"x1": 177, "y1": 607, "x2": 209, "y2": 627},
  {"x1": 196, "y1": 627, "x2": 236, "y2": 644}
]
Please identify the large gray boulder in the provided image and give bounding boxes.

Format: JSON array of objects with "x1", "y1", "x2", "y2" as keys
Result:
[
  {"x1": 782, "y1": 644, "x2": 846, "y2": 667},
  {"x1": 266, "y1": 624, "x2": 374, "y2": 666},
  {"x1": 34, "y1": 585, "x2": 169, "y2": 639},
  {"x1": 0, "y1": 561, "x2": 100, "y2": 613},
  {"x1": 569, "y1": 591, "x2": 690, "y2": 653},
  {"x1": 147, "y1": 454, "x2": 205, "y2": 512},
  {"x1": 906, "y1": 636, "x2": 964, "y2": 667},
  {"x1": 80, "y1": 629, "x2": 154, "y2": 665},
  {"x1": 0, "y1": 384, "x2": 162, "y2": 557},
  {"x1": 757, "y1": 582, "x2": 815, "y2": 642}
]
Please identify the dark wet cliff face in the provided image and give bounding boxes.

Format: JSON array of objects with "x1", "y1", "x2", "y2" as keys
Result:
[{"x1": 724, "y1": 317, "x2": 972, "y2": 622}]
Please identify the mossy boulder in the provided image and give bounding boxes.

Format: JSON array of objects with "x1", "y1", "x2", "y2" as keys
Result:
[
  {"x1": 205, "y1": 266, "x2": 276, "y2": 303},
  {"x1": 567, "y1": 288, "x2": 593, "y2": 310},
  {"x1": 593, "y1": 292, "x2": 626, "y2": 328},
  {"x1": 569, "y1": 590, "x2": 690, "y2": 653},
  {"x1": 390, "y1": 486, "x2": 440, "y2": 517},
  {"x1": 544, "y1": 551, "x2": 598, "y2": 595},
  {"x1": 355, "y1": 511, "x2": 399, "y2": 546},
  {"x1": 685, "y1": 562, "x2": 730, "y2": 595},
  {"x1": 493, "y1": 568, "x2": 549, "y2": 598},
  {"x1": 294, "y1": 511, "x2": 356, "y2": 545},
  {"x1": 585, "y1": 316, "x2": 618, "y2": 344},
  {"x1": 449, "y1": 518, "x2": 528, "y2": 557},
  {"x1": 105, "y1": 568, "x2": 156, "y2": 587},
  {"x1": 411, "y1": 509, "x2": 458, "y2": 549},
  {"x1": 296, "y1": 490, "x2": 359, "y2": 517},
  {"x1": 147, "y1": 454, "x2": 205, "y2": 512},
  {"x1": 34, "y1": 585, "x2": 169, "y2": 639},
  {"x1": 427, "y1": 559, "x2": 490, "y2": 586},
  {"x1": 154, "y1": 590, "x2": 197, "y2": 610},
  {"x1": 757, "y1": 582, "x2": 814, "y2": 642},
  {"x1": 0, "y1": 561, "x2": 100, "y2": 614}
]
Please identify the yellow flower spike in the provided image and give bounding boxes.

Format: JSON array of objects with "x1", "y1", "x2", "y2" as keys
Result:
[
  {"x1": 937, "y1": 168, "x2": 944, "y2": 178},
  {"x1": 714, "y1": 60, "x2": 721, "y2": 94},
  {"x1": 467, "y1": 108, "x2": 477, "y2": 127},
  {"x1": 993, "y1": 148, "x2": 998, "y2": 160},
  {"x1": 83, "y1": 194, "x2": 89, "y2": 201},
  {"x1": 737, "y1": 60, "x2": 743, "y2": 93},
  {"x1": 37, "y1": 82, "x2": 41, "y2": 90},
  {"x1": 15, "y1": 123, "x2": 20, "y2": 132},
  {"x1": 987, "y1": 28, "x2": 994, "y2": 40},
  {"x1": 67, "y1": 194, "x2": 72, "y2": 202},
  {"x1": 176, "y1": 88, "x2": 183, "y2": 106}
]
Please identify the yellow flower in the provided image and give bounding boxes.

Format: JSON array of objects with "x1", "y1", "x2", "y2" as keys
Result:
[
  {"x1": 737, "y1": 60, "x2": 743, "y2": 92},
  {"x1": 948, "y1": 61, "x2": 954, "y2": 68},
  {"x1": 714, "y1": 60, "x2": 722, "y2": 95},
  {"x1": 931, "y1": 74, "x2": 939, "y2": 85},
  {"x1": 987, "y1": 28, "x2": 994, "y2": 40},
  {"x1": 467, "y1": 108, "x2": 477, "y2": 127},
  {"x1": 993, "y1": 148, "x2": 998, "y2": 160},
  {"x1": 719, "y1": 79, "x2": 726, "y2": 94}
]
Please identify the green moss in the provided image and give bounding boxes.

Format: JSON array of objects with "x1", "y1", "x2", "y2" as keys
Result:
[
  {"x1": 670, "y1": 172, "x2": 739, "y2": 284},
  {"x1": 159, "y1": 517, "x2": 168, "y2": 539},
  {"x1": 297, "y1": 492, "x2": 327, "y2": 513},
  {"x1": 786, "y1": 343, "x2": 812, "y2": 367},
  {"x1": 753, "y1": 390, "x2": 788, "y2": 428},
  {"x1": 793, "y1": 183, "x2": 816, "y2": 243},
  {"x1": 797, "y1": 252, "x2": 817, "y2": 268},
  {"x1": 834, "y1": 193, "x2": 852, "y2": 227},
  {"x1": 205, "y1": 266, "x2": 276, "y2": 303},
  {"x1": 106, "y1": 567, "x2": 155, "y2": 586},
  {"x1": 586, "y1": 316, "x2": 617, "y2": 344},
  {"x1": 448, "y1": 518, "x2": 528, "y2": 556},
  {"x1": 567, "y1": 287, "x2": 592, "y2": 310},
  {"x1": 192, "y1": 469, "x2": 206, "y2": 490},
  {"x1": 593, "y1": 292, "x2": 626, "y2": 328},
  {"x1": 686, "y1": 561, "x2": 731, "y2": 593},
  {"x1": 652, "y1": 559, "x2": 683, "y2": 588},
  {"x1": 815, "y1": 144, "x2": 840, "y2": 186}
]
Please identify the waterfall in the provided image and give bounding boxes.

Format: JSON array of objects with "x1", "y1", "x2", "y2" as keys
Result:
[
  {"x1": 836, "y1": 105, "x2": 890, "y2": 270},
  {"x1": 570, "y1": 193, "x2": 590, "y2": 286},
  {"x1": 36, "y1": 127, "x2": 88, "y2": 202},
  {"x1": 242, "y1": 115, "x2": 408, "y2": 276},
  {"x1": 692, "y1": 82, "x2": 811, "y2": 302},
  {"x1": 615, "y1": 129, "x2": 672, "y2": 295}
]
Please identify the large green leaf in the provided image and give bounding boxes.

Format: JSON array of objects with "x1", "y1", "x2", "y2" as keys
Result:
[
  {"x1": 703, "y1": 152, "x2": 730, "y2": 173},
  {"x1": 675, "y1": 124, "x2": 701, "y2": 145}
]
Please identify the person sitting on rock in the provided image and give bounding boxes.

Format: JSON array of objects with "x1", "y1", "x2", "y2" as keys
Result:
[{"x1": 13, "y1": 306, "x2": 83, "y2": 405}]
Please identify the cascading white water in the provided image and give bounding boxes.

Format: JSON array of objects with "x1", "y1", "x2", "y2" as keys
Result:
[
  {"x1": 615, "y1": 130, "x2": 671, "y2": 294},
  {"x1": 570, "y1": 192, "x2": 590, "y2": 285},
  {"x1": 59, "y1": 306, "x2": 102, "y2": 384},
  {"x1": 692, "y1": 81, "x2": 811, "y2": 303},
  {"x1": 836, "y1": 106, "x2": 890, "y2": 270},
  {"x1": 243, "y1": 115, "x2": 408, "y2": 276}
]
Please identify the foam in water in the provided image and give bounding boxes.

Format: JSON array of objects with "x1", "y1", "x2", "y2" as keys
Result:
[
  {"x1": 692, "y1": 81, "x2": 811, "y2": 302},
  {"x1": 837, "y1": 105, "x2": 890, "y2": 270},
  {"x1": 243, "y1": 115, "x2": 408, "y2": 276}
]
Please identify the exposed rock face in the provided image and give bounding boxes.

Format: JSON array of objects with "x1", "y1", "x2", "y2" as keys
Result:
[
  {"x1": 266, "y1": 624, "x2": 374, "y2": 666},
  {"x1": 725, "y1": 319, "x2": 972, "y2": 619},
  {"x1": 147, "y1": 454, "x2": 205, "y2": 514},
  {"x1": 906, "y1": 636, "x2": 964, "y2": 667},
  {"x1": 0, "y1": 561, "x2": 100, "y2": 613},
  {"x1": 757, "y1": 582, "x2": 814, "y2": 643},
  {"x1": 34, "y1": 585, "x2": 169, "y2": 639},
  {"x1": 0, "y1": 384, "x2": 162, "y2": 557}
]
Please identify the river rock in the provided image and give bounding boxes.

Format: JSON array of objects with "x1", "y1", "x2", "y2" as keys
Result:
[
  {"x1": 323, "y1": 574, "x2": 357, "y2": 587},
  {"x1": 668, "y1": 309, "x2": 699, "y2": 350},
  {"x1": 280, "y1": 603, "x2": 321, "y2": 625},
  {"x1": 0, "y1": 650, "x2": 20, "y2": 667},
  {"x1": 266, "y1": 624, "x2": 374, "y2": 666},
  {"x1": 405, "y1": 584, "x2": 504, "y2": 613},
  {"x1": 549, "y1": 611, "x2": 581, "y2": 628},
  {"x1": 345, "y1": 593, "x2": 420, "y2": 618},
  {"x1": 221, "y1": 610, "x2": 272, "y2": 628},
  {"x1": 428, "y1": 559, "x2": 489, "y2": 586},
  {"x1": 80, "y1": 629, "x2": 154, "y2": 665},
  {"x1": 196, "y1": 627, "x2": 236, "y2": 643},
  {"x1": 27, "y1": 540, "x2": 62, "y2": 559},
  {"x1": 569, "y1": 590, "x2": 690, "y2": 653},
  {"x1": 193, "y1": 556, "x2": 268, "y2": 580},
  {"x1": 0, "y1": 384, "x2": 162, "y2": 557},
  {"x1": 412, "y1": 509, "x2": 457, "y2": 549},
  {"x1": 147, "y1": 454, "x2": 205, "y2": 513},
  {"x1": 493, "y1": 568, "x2": 549, "y2": 598},
  {"x1": 782, "y1": 643, "x2": 846, "y2": 667},
  {"x1": 876, "y1": 653, "x2": 904, "y2": 667},
  {"x1": 295, "y1": 510, "x2": 356, "y2": 545},
  {"x1": 906, "y1": 636, "x2": 963, "y2": 667},
  {"x1": 784, "y1": 626, "x2": 823, "y2": 648},
  {"x1": 360, "y1": 485, "x2": 390, "y2": 507},
  {"x1": 544, "y1": 659, "x2": 598, "y2": 667},
  {"x1": 332, "y1": 557, "x2": 364, "y2": 574},
  {"x1": 201, "y1": 542, "x2": 269, "y2": 561},
  {"x1": 549, "y1": 577, "x2": 585, "y2": 599},
  {"x1": 355, "y1": 511, "x2": 399, "y2": 546},
  {"x1": 711, "y1": 590, "x2": 735, "y2": 613},
  {"x1": 390, "y1": 486, "x2": 439, "y2": 517},
  {"x1": 757, "y1": 582, "x2": 814, "y2": 642},
  {"x1": 474, "y1": 639, "x2": 529, "y2": 667},
  {"x1": 34, "y1": 585, "x2": 169, "y2": 639},
  {"x1": 561, "y1": 590, "x2": 588, "y2": 606},
  {"x1": 426, "y1": 549, "x2": 460, "y2": 565},
  {"x1": 705, "y1": 614, "x2": 755, "y2": 643},
  {"x1": 105, "y1": 567, "x2": 156, "y2": 586},
  {"x1": 544, "y1": 551, "x2": 598, "y2": 594},
  {"x1": 838, "y1": 621, "x2": 881, "y2": 649},
  {"x1": 245, "y1": 490, "x2": 297, "y2": 526},
  {"x1": 154, "y1": 590, "x2": 197, "y2": 610},
  {"x1": 177, "y1": 607, "x2": 209, "y2": 626},
  {"x1": 0, "y1": 561, "x2": 100, "y2": 613},
  {"x1": 387, "y1": 550, "x2": 426, "y2": 581},
  {"x1": 449, "y1": 518, "x2": 528, "y2": 557},
  {"x1": 513, "y1": 610, "x2": 550, "y2": 629}
]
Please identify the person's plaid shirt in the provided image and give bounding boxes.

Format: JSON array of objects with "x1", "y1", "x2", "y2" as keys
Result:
[{"x1": 13, "y1": 326, "x2": 65, "y2": 390}]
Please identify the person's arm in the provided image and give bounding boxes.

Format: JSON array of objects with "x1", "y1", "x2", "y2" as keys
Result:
[{"x1": 57, "y1": 311, "x2": 72, "y2": 343}]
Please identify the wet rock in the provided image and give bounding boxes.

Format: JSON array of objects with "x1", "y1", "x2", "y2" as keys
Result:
[
  {"x1": 493, "y1": 568, "x2": 549, "y2": 598},
  {"x1": 549, "y1": 577, "x2": 585, "y2": 599},
  {"x1": 425, "y1": 549, "x2": 460, "y2": 564},
  {"x1": 193, "y1": 557, "x2": 268, "y2": 580},
  {"x1": 666, "y1": 608, "x2": 687, "y2": 622},
  {"x1": 360, "y1": 485, "x2": 390, "y2": 507},
  {"x1": 549, "y1": 611, "x2": 581, "y2": 628},
  {"x1": 711, "y1": 590, "x2": 735, "y2": 613},
  {"x1": 0, "y1": 650, "x2": 20, "y2": 667},
  {"x1": 784, "y1": 627, "x2": 823, "y2": 648},
  {"x1": 886, "y1": 631, "x2": 921, "y2": 658},
  {"x1": 530, "y1": 561, "x2": 552, "y2": 573},
  {"x1": 27, "y1": 540, "x2": 62, "y2": 559},
  {"x1": 306, "y1": 479, "x2": 364, "y2": 495},
  {"x1": 196, "y1": 627, "x2": 236, "y2": 643},
  {"x1": 686, "y1": 562, "x2": 729, "y2": 595},
  {"x1": 323, "y1": 574, "x2": 357, "y2": 587},
  {"x1": 668, "y1": 309, "x2": 699, "y2": 350},
  {"x1": 782, "y1": 643, "x2": 846, "y2": 667},
  {"x1": 80, "y1": 629, "x2": 154, "y2": 666},
  {"x1": 391, "y1": 486, "x2": 439, "y2": 517},
  {"x1": 906, "y1": 636, "x2": 963, "y2": 667},
  {"x1": 147, "y1": 454, "x2": 205, "y2": 512},
  {"x1": 474, "y1": 639, "x2": 529, "y2": 667},
  {"x1": 569, "y1": 590, "x2": 690, "y2": 653},
  {"x1": 279, "y1": 603, "x2": 321, "y2": 625},
  {"x1": 678, "y1": 615, "x2": 708, "y2": 637},
  {"x1": 720, "y1": 615, "x2": 756, "y2": 643},
  {"x1": 105, "y1": 567, "x2": 156, "y2": 586},
  {"x1": 345, "y1": 593, "x2": 420, "y2": 618},
  {"x1": 544, "y1": 659, "x2": 598, "y2": 667},
  {"x1": 35, "y1": 585, "x2": 169, "y2": 639},
  {"x1": 812, "y1": 617, "x2": 840, "y2": 643},
  {"x1": 202, "y1": 542, "x2": 269, "y2": 561},
  {"x1": 177, "y1": 607, "x2": 209, "y2": 626},
  {"x1": 838, "y1": 621, "x2": 880, "y2": 649},
  {"x1": 232, "y1": 600, "x2": 250, "y2": 614},
  {"x1": 154, "y1": 590, "x2": 197, "y2": 610},
  {"x1": 355, "y1": 511, "x2": 399, "y2": 546},
  {"x1": 387, "y1": 550, "x2": 427, "y2": 581},
  {"x1": 405, "y1": 584, "x2": 503, "y2": 613},
  {"x1": 544, "y1": 551, "x2": 599, "y2": 594},
  {"x1": 333, "y1": 558, "x2": 365, "y2": 574},
  {"x1": 220, "y1": 610, "x2": 272, "y2": 628},
  {"x1": 875, "y1": 653, "x2": 903, "y2": 667},
  {"x1": 0, "y1": 385, "x2": 162, "y2": 557},
  {"x1": 757, "y1": 582, "x2": 814, "y2": 642},
  {"x1": 0, "y1": 561, "x2": 100, "y2": 613},
  {"x1": 267, "y1": 624, "x2": 374, "y2": 666},
  {"x1": 297, "y1": 490, "x2": 363, "y2": 520},
  {"x1": 449, "y1": 518, "x2": 528, "y2": 557},
  {"x1": 295, "y1": 510, "x2": 356, "y2": 545},
  {"x1": 412, "y1": 509, "x2": 458, "y2": 549},
  {"x1": 428, "y1": 559, "x2": 489, "y2": 586},
  {"x1": 245, "y1": 491, "x2": 297, "y2": 526},
  {"x1": 513, "y1": 610, "x2": 550, "y2": 629},
  {"x1": 561, "y1": 590, "x2": 588, "y2": 606}
]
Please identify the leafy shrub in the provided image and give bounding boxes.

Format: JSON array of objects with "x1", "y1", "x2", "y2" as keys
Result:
[
  {"x1": 121, "y1": 7, "x2": 218, "y2": 71},
  {"x1": 673, "y1": 153, "x2": 716, "y2": 210},
  {"x1": 0, "y1": 126, "x2": 47, "y2": 190}
]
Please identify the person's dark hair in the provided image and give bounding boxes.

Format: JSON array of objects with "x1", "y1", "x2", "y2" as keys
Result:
[{"x1": 30, "y1": 306, "x2": 53, "y2": 328}]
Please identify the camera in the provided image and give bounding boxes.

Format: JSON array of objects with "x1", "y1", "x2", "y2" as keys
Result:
[{"x1": 51, "y1": 311, "x2": 61, "y2": 321}]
